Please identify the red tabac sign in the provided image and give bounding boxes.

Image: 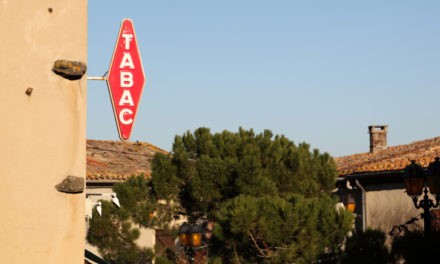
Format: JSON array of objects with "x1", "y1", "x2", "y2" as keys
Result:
[{"x1": 107, "y1": 18, "x2": 146, "y2": 141}]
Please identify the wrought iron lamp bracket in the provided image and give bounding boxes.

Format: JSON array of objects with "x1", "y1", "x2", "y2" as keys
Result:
[
  {"x1": 413, "y1": 187, "x2": 439, "y2": 210},
  {"x1": 411, "y1": 194, "x2": 421, "y2": 209}
]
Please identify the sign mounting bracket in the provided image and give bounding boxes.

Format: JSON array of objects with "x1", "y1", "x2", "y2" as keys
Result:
[{"x1": 87, "y1": 71, "x2": 109, "y2": 81}]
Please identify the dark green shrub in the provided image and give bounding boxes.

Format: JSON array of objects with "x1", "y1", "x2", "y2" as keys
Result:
[
  {"x1": 391, "y1": 230, "x2": 440, "y2": 264},
  {"x1": 342, "y1": 228, "x2": 391, "y2": 264}
]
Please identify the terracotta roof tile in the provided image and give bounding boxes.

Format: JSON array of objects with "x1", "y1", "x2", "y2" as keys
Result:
[
  {"x1": 86, "y1": 136, "x2": 440, "y2": 182},
  {"x1": 334, "y1": 136, "x2": 440, "y2": 176},
  {"x1": 86, "y1": 139, "x2": 168, "y2": 182}
]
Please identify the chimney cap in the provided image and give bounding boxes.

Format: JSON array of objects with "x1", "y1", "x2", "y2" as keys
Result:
[{"x1": 368, "y1": 125, "x2": 388, "y2": 132}]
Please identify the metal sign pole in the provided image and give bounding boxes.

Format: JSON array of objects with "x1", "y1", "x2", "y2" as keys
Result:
[{"x1": 87, "y1": 76, "x2": 107, "y2": 81}]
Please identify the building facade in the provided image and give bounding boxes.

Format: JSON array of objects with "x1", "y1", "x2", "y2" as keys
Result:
[
  {"x1": 335, "y1": 126, "x2": 440, "y2": 239},
  {"x1": 0, "y1": 1, "x2": 87, "y2": 263}
]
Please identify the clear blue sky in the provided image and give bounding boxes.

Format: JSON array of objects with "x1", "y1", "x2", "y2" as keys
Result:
[{"x1": 87, "y1": 1, "x2": 440, "y2": 157}]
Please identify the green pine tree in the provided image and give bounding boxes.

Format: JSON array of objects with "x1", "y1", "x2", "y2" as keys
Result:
[{"x1": 151, "y1": 127, "x2": 354, "y2": 263}]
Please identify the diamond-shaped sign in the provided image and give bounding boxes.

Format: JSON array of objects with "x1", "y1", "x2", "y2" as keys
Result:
[{"x1": 107, "y1": 18, "x2": 146, "y2": 141}]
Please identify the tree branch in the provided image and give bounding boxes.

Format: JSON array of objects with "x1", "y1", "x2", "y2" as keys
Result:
[
  {"x1": 248, "y1": 230, "x2": 273, "y2": 258},
  {"x1": 233, "y1": 243, "x2": 241, "y2": 264}
]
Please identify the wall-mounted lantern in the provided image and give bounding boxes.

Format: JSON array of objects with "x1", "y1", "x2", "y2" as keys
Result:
[
  {"x1": 403, "y1": 158, "x2": 440, "y2": 236},
  {"x1": 346, "y1": 194, "x2": 356, "y2": 214}
]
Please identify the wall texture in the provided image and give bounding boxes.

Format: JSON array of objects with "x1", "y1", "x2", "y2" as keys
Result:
[
  {"x1": 366, "y1": 184, "x2": 422, "y2": 233},
  {"x1": 0, "y1": 1, "x2": 87, "y2": 263}
]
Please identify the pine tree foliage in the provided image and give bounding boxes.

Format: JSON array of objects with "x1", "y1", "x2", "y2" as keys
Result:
[
  {"x1": 151, "y1": 127, "x2": 354, "y2": 263},
  {"x1": 86, "y1": 199, "x2": 154, "y2": 263},
  {"x1": 86, "y1": 175, "x2": 178, "y2": 263}
]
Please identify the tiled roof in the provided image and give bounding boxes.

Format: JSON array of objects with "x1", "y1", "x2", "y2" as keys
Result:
[
  {"x1": 86, "y1": 139, "x2": 168, "y2": 182},
  {"x1": 334, "y1": 136, "x2": 440, "y2": 177},
  {"x1": 86, "y1": 136, "x2": 440, "y2": 182}
]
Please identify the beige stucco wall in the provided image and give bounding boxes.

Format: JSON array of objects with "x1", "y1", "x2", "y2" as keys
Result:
[
  {"x1": 0, "y1": 1, "x2": 87, "y2": 263},
  {"x1": 138, "y1": 227, "x2": 156, "y2": 249},
  {"x1": 366, "y1": 184, "x2": 423, "y2": 234}
]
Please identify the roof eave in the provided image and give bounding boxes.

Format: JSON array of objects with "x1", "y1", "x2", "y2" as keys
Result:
[{"x1": 337, "y1": 169, "x2": 405, "y2": 185}]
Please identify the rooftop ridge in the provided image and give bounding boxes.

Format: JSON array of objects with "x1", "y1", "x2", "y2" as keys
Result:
[{"x1": 335, "y1": 136, "x2": 440, "y2": 176}]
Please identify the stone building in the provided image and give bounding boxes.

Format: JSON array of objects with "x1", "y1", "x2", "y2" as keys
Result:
[{"x1": 334, "y1": 126, "x2": 440, "y2": 238}]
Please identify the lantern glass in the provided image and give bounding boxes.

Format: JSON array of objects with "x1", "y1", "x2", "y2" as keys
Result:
[
  {"x1": 403, "y1": 160, "x2": 425, "y2": 196},
  {"x1": 178, "y1": 223, "x2": 191, "y2": 246},
  {"x1": 179, "y1": 233, "x2": 190, "y2": 247},
  {"x1": 427, "y1": 174, "x2": 440, "y2": 195},
  {"x1": 190, "y1": 232, "x2": 202, "y2": 247},
  {"x1": 428, "y1": 158, "x2": 440, "y2": 195},
  {"x1": 404, "y1": 177, "x2": 425, "y2": 196},
  {"x1": 347, "y1": 202, "x2": 355, "y2": 213},
  {"x1": 345, "y1": 194, "x2": 356, "y2": 213}
]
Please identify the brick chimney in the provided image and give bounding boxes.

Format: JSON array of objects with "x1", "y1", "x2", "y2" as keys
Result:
[{"x1": 368, "y1": 125, "x2": 388, "y2": 153}]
